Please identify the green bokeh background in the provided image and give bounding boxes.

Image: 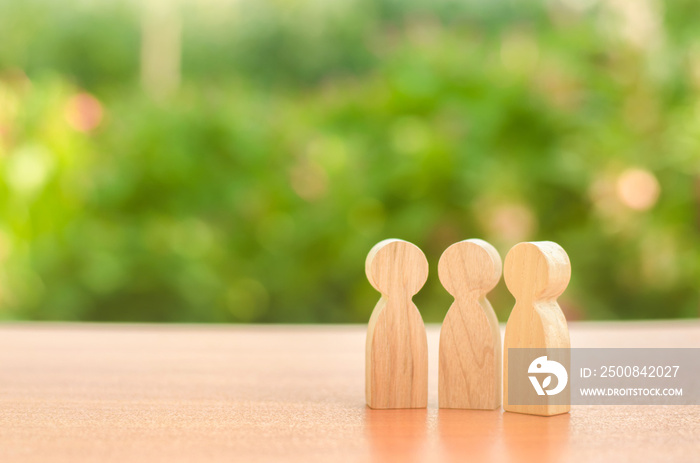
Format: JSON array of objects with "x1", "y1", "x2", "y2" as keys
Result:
[{"x1": 1, "y1": 0, "x2": 699, "y2": 323}]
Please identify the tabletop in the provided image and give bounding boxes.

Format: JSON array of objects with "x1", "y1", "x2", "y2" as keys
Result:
[{"x1": 1, "y1": 321, "x2": 699, "y2": 463}]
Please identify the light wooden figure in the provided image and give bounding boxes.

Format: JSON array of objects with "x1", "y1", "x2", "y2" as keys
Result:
[
  {"x1": 365, "y1": 239, "x2": 429, "y2": 409},
  {"x1": 438, "y1": 239, "x2": 502, "y2": 410},
  {"x1": 503, "y1": 241, "x2": 571, "y2": 416}
]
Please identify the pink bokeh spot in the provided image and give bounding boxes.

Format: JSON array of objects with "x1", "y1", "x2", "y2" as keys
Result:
[{"x1": 65, "y1": 92, "x2": 103, "y2": 132}]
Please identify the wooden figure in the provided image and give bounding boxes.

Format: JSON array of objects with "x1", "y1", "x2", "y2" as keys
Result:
[
  {"x1": 438, "y1": 239, "x2": 502, "y2": 410},
  {"x1": 503, "y1": 241, "x2": 571, "y2": 416},
  {"x1": 365, "y1": 239, "x2": 429, "y2": 409}
]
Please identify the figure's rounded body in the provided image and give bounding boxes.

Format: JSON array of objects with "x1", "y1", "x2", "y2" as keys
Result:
[
  {"x1": 365, "y1": 239, "x2": 429, "y2": 409},
  {"x1": 438, "y1": 239, "x2": 502, "y2": 410},
  {"x1": 503, "y1": 241, "x2": 571, "y2": 416}
]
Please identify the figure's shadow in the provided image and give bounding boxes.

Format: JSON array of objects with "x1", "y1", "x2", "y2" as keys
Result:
[
  {"x1": 365, "y1": 407, "x2": 571, "y2": 462},
  {"x1": 438, "y1": 409, "x2": 503, "y2": 462},
  {"x1": 364, "y1": 408, "x2": 428, "y2": 463},
  {"x1": 438, "y1": 409, "x2": 571, "y2": 463},
  {"x1": 501, "y1": 411, "x2": 571, "y2": 463}
]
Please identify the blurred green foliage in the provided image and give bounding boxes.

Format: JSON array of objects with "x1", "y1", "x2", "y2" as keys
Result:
[{"x1": 0, "y1": 0, "x2": 699, "y2": 323}]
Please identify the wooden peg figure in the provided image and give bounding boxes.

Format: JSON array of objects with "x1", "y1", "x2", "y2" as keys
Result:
[
  {"x1": 365, "y1": 239, "x2": 429, "y2": 409},
  {"x1": 438, "y1": 239, "x2": 502, "y2": 410},
  {"x1": 503, "y1": 241, "x2": 571, "y2": 416}
]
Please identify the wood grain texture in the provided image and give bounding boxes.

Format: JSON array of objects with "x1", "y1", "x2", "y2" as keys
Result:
[
  {"x1": 365, "y1": 239, "x2": 429, "y2": 409},
  {"x1": 438, "y1": 239, "x2": 502, "y2": 410},
  {"x1": 503, "y1": 241, "x2": 571, "y2": 416},
  {"x1": 0, "y1": 322, "x2": 698, "y2": 463}
]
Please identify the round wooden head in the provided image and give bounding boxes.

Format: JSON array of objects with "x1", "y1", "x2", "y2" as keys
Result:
[
  {"x1": 438, "y1": 239, "x2": 502, "y2": 299},
  {"x1": 504, "y1": 241, "x2": 571, "y2": 302},
  {"x1": 365, "y1": 239, "x2": 428, "y2": 297}
]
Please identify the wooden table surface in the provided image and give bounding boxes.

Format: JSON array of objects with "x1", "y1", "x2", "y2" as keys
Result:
[{"x1": 1, "y1": 321, "x2": 699, "y2": 463}]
